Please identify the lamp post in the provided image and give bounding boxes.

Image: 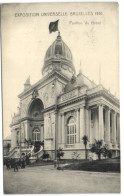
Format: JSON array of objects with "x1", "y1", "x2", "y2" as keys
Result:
[
  {"x1": 54, "y1": 106, "x2": 58, "y2": 163},
  {"x1": 19, "y1": 104, "x2": 22, "y2": 159},
  {"x1": 52, "y1": 81, "x2": 58, "y2": 168},
  {"x1": 19, "y1": 119, "x2": 22, "y2": 158}
]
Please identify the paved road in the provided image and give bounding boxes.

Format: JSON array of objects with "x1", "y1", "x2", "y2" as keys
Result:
[{"x1": 3, "y1": 165, "x2": 120, "y2": 194}]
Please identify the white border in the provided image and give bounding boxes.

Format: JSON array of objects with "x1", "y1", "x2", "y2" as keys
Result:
[{"x1": 0, "y1": 0, "x2": 123, "y2": 196}]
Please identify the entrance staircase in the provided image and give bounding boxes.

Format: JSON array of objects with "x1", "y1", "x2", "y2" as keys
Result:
[
  {"x1": 5, "y1": 144, "x2": 44, "y2": 162},
  {"x1": 5, "y1": 145, "x2": 34, "y2": 158},
  {"x1": 29, "y1": 146, "x2": 44, "y2": 163}
]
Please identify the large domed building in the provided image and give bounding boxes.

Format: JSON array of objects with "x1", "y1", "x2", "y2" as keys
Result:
[{"x1": 9, "y1": 32, "x2": 120, "y2": 160}]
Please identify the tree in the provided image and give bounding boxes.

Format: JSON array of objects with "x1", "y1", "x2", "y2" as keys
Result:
[
  {"x1": 102, "y1": 146, "x2": 112, "y2": 159},
  {"x1": 90, "y1": 139, "x2": 105, "y2": 160},
  {"x1": 57, "y1": 148, "x2": 64, "y2": 161},
  {"x1": 107, "y1": 150, "x2": 112, "y2": 158},
  {"x1": 43, "y1": 152, "x2": 50, "y2": 161},
  {"x1": 82, "y1": 135, "x2": 88, "y2": 159},
  {"x1": 72, "y1": 151, "x2": 80, "y2": 160},
  {"x1": 91, "y1": 140, "x2": 113, "y2": 160}
]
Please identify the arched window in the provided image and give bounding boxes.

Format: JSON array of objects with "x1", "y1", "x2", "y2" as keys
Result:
[
  {"x1": 67, "y1": 117, "x2": 76, "y2": 144},
  {"x1": 32, "y1": 129, "x2": 40, "y2": 141}
]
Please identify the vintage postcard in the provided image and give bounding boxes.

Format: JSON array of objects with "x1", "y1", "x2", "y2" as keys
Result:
[{"x1": 1, "y1": 2, "x2": 120, "y2": 194}]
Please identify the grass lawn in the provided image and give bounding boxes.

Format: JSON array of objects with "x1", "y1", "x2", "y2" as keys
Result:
[
  {"x1": 62, "y1": 158, "x2": 120, "y2": 173},
  {"x1": 27, "y1": 157, "x2": 120, "y2": 173}
]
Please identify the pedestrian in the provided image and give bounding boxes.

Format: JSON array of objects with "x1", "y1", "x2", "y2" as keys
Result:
[
  {"x1": 18, "y1": 158, "x2": 22, "y2": 169},
  {"x1": 13, "y1": 159, "x2": 19, "y2": 172},
  {"x1": 6, "y1": 158, "x2": 11, "y2": 170},
  {"x1": 22, "y1": 159, "x2": 25, "y2": 168},
  {"x1": 26, "y1": 155, "x2": 29, "y2": 165}
]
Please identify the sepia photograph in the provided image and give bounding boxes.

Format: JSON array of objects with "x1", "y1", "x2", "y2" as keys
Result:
[{"x1": 1, "y1": 2, "x2": 120, "y2": 194}]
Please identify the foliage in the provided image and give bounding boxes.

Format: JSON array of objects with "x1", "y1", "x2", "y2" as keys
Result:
[
  {"x1": 82, "y1": 135, "x2": 89, "y2": 159},
  {"x1": 103, "y1": 148, "x2": 112, "y2": 159},
  {"x1": 43, "y1": 152, "x2": 50, "y2": 160},
  {"x1": 90, "y1": 140, "x2": 113, "y2": 160},
  {"x1": 72, "y1": 152, "x2": 80, "y2": 160},
  {"x1": 82, "y1": 135, "x2": 88, "y2": 147},
  {"x1": 107, "y1": 150, "x2": 112, "y2": 158},
  {"x1": 57, "y1": 148, "x2": 64, "y2": 160},
  {"x1": 90, "y1": 139, "x2": 103, "y2": 160}
]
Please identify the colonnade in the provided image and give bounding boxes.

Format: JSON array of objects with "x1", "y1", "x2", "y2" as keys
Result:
[
  {"x1": 98, "y1": 104, "x2": 120, "y2": 147},
  {"x1": 57, "y1": 104, "x2": 120, "y2": 149}
]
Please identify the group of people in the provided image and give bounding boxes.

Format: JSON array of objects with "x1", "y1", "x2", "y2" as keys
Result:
[{"x1": 5, "y1": 158, "x2": 26, "y2": 172}]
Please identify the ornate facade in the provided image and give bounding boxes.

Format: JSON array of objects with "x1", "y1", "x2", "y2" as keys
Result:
[{"x1": 10, "y1": 32, "x2": 120, "y2": 159}]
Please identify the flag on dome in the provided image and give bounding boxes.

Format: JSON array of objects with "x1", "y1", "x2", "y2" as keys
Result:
[{"x1": 49, "y1": 20, "x2": 59, "y2": 33}]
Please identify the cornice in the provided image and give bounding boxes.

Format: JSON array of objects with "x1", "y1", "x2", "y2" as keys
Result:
[
  {"x1": 43, "y1": 105, "x2": 56, "y2": 113},
  {"x1": 58, "y1": 94, "x2": 87, "y2": 109},
  {"x1": 87, "y1": 89, "x2": 119, "y2": 108},
  {"x1": 10, "y1": 117, "x2": 44, "y2": 127},
  {"x1": 18, "y1": 70, "x2": 70, "y2": 99}
]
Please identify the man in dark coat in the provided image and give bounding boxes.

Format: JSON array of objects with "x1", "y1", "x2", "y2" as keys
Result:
[
  {"x1": 6, "y1": 158, "x2": 11, "y2": 169},
  {"x1": 21, "y1": 159, "x2": 25, "y2": 168},
  {"x1": 13, "y1": 159, "x2": 19, "y2": 172}
]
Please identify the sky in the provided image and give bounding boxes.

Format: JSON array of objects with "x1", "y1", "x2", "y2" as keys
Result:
[{"x1": 1, "y1": 2, "x2": 119, "y2": 139}]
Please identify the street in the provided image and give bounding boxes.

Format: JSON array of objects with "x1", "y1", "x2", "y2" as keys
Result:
[{"x1": 3, "y1": 165, "x2": 120, "y2": 194}]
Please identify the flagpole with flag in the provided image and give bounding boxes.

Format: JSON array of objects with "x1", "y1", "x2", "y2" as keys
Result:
[
  {"x1": 48, "y1": 20, "x2": 60, "y2": 167},
  {"x1": 49, "y1": 20, "x2": 59, "y2": 34}
]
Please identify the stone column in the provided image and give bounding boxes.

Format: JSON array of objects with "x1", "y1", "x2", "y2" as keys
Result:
[
  {"x1": 21, "y1": 123, "x2": 25, "y2": 147},
  {"x1": 27, "y1": 121, "x2": 30, "y2": 140},
  {"x1": 61, "y1": 113, "x2": 65, "y2": 145},
  {"x1": 98, "y1": 104, "x2": 104, "y2": 140},
  {"x1": 40, "y1": 126, "x2": 44, "y2": 141},
  {"x1": 54, "y1": 108, "x2": 58, "y2": 160},
  {"x1": 89, "y1": 110, "x2": 92, "y2": 143},
  {"x1": 118, "y1": 115, "x2": 120, "y2": 146},
  {"x1": 23, "y1": 121, "x2": 29, "y2": 140},
  {"x1": 116, "y1": 116, "x2": 118, "y2": 144},
  {"x1": 85, "y1": 107, "x2": 90, "y2": 139},
  {"x1": 116, "y1": 114, "x2": 120, "y2": 145},
  {"x1": 105, "y1": 108, "x2": 110, "y2": 144},
  {"x1": 80, "y1": 106, "x2": 85, "y2": 141},
  {"x1": 76, "y1": 109, "x2": 80, "y2": 143},
  {"x1": 113, "y1": 111, "x2": 117, "y2": 145},
  {"x1": 58, "y1": 114, "x2": 62, "y2": 145}
]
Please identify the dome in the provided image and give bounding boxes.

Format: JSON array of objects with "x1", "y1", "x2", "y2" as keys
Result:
[{"x1": 42, "y1": 32, "x2": 76, "y2": 78}]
